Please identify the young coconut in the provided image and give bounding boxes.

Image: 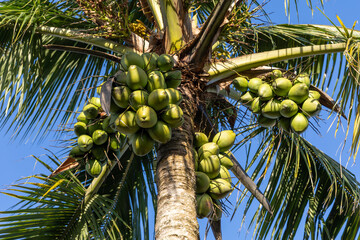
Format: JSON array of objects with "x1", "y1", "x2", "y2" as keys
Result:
[
  {"x1": 92, "y1": 129, "x2": 108, "y2": 145},
  {"x1": 217, "y1": 165, "x2": 231, "y2": 183},
  {"x1": 147, "y1": 120, "x2": 172, "y2": 143},
  {"x1": 87, "y1": 120, "x2": 103, "y2": 135},
  {"x1": 77, "y1": 112, "x2": 88, "y2": 124},
  {"x1": 83, "y1": 103, "x2": 99, "y2": 119},
  {"x1": 161, "y1": 104, "x2": 184, "y2": 128},
  {"x1": 165, "y1": 88, "x2": 183, "y2": 105},
  {"x1": 85, "y1": 159, "x2": 103, "y2": 177},
  {"x1": 212, "y1": 130, "x2": 236, "y2": 152},
  {"x1": 163, "y1": 70, "x2": 182, "y2": 88},
  {"x1": 294, "y1": 73, "x2": 311, "y2": 87},
  {"x1": 248, "y1": 77, "x2": 263, "y2": 93},
  {"x1": 91, "y1": 146, "x2": 107, "y2": 161},
  {"x1": 280, "y1": 99, "x2": 299, "y2": 118},
  {"x1": 240, "y1": 91, "x2": 256, "y2": 107},
  {"x1": 218, "y1": 153, "x2": 233, "y2": 170},
  {"x1": 115, "y1": 111, "x2": 140, "y2": 134},
  {"x1": 198, "y1": 155, "x2": 221, "y2": 179},
  {"x1": 194, "y1": 132, "x2": 209, "y2": 148},
  {"x1": 198, "y1": 142, "x2": 220, "y2": 160},
  {"x1": 288, "y1": 83, "x2": 309, "y2": 104},
  {"x1": 157, "y1": 54, "x2": 174, "y2": 72},
  {"x1": 309, "y1": 90, "x2": 321, "y2": 100},
  {"x1": 148, "y1": 89, "x2": 170, "y2": 111},
  {"x1": 129, "y1": 90, "x2": 149, "y2": 110},
  {"x1": 69, "y1": 146, "x2": 86, "y2": 157},
  {"x1": 209, "y1": 178, "x2": 232, "y2": 200},
  {"x1": 126, "y1": 65, "x2": 148, "y2": 90},
  {"x1": 90, "y1": 97, "x2": 102, "y2": 109},
  {"x1": 195, "y1": 172, "x2": 211, "y2": 193},
  {"x1": 112, "y1": 86, "x2": 132, "y2": 108},
  {"x1": 261, "y1": 99, "x2": 282, "y2": 119},
  {"x1": 251, "y1": 97, "x2": 262, "y2": 114},
  {"x1": 290, "y1": 113, "x2": 309, "y2": 133},
  {"x1": 74, "y1": 122, "x2": 87, "y2": 136},
  {"x1": 131, "y1": 131, "x2": 155, "y2": 156},
  {"x1": 302, "y1": 98, "x2": 321, "y2": 117},
  {"x1": 135, "y1": 105, "x2": 158, "y2": 128},
  {"x1": 121, "y1": 52, "x2": 145, "y2": 70},
  {"x1": 78, "y1": 135, "x2": 94, "y2": 152},
  {"x1": 258, "y1": 83, "x2": 274, "y2": 100},
  {"x1": 278, "y1": 117, "x2": 291, "y2": 132},
  {"x1": 232, "y1": 76, "x2": 248, "y2": 92},
  {"x1": 258, "y1": 114, "x2": 277, "y2": 128},
  {"x1": 196, "y1": 194, "x2": 213, "y2": 218},
  {"x1": 272, "y1": 77, "x2": 292, "y2": 96},
  {"x1": 271, "y1": 69, "x2": 283, "y2": 79},
  {"x1": 147, "y1": 71, "x2": 167, "y2": 92},
  {"x1": 142, "y1": 52, "x2": 158, "y2": 72}
]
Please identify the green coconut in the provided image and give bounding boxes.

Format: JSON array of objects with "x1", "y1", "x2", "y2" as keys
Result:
[
  {"x1": 248, "y1": 78, "x2": 263, "y2": 93},
  {"x1": 232, "y1": 76, "x2": 248, "y2": 92},
  {"x1": 161, "y1": 104, "x2": 184, "y2": 128},
  {"x1": 280, "y1": 99, "x2": 298, "y2": 118},
  {"x1": 196, "y1": 194, "x2": 213, "y2": 218},
  {"x1": 77, "y1": 112, "x2": 89, "y2": 124},
  {"x1": 115, "y1": 111, "x2": 140, "y2": 134},
  {"x1": 218, "y1": 153, "x2": 233, "y2": 170},
  {"x1": 147, "y1": 71, "x2": 167, "y2": 92},
  {"x1": 92, "y1": 129, "x2": 108, "y2": 145},
  {"x1": 90, "y1": 97, "x2": 102, "y2": 109},
  {"x1": 302, "y1": 98, "x2": 321, "y2": 117},
  {"x1": 209, "y1": 200, "x2": 222, "y2": 221},
  {"x1": 102, "y1": 116, "x2": 116, "y2": 134},
  {"x1": 83, "y1": 103, "x2": 99, "y2": 119},
  {"x1": 165, "y1": 88, "x2": 182, "y2": 105},
  {"x1": 147, "y1": 120, "x2": 172, "y2": 143},
  {"x1": 291, "y1": 113, "x2": 309, "y2": 134},
  {"x1": 142, "y1": 52, "x2": 158, "y2": 72},
  {"x1": 157, "y1": 54, "x2": 174, "y2": 72},
  {"x1": 288, "y1": 83, "x2": 309, "y2": 104},
  {"x1": 91, "y1": 146, "x2": 107, "y2": 161},
  {"x1": 212, "y1": 130, "x2": 236, "y2": 152},
  {"x1": 218, "y1": 165, "x2": 231, "y2": 183},
  {"x1": 78, "y1": 135, "x2": 93, "y2": 152},
  {"x1": 131, "y1": 131, "x2": 155, "y2": 156},
  {"x1": 240, "y1": 91, "x2": 256, "y2": 107},
  {"x1": 196, "y1": 172, "x2": 211, "y2": 193},
  {"x1": 74, "y1": 122, "x2": 87, "y2": 137},
  {"x1": 148, "y1": 89, "x2": 170, "y2": 111},
  {"x1": 112, "y1": 86, "x2": 132, "y2": 108},
  {"x1": 309, "y1": 90, "x2": 321, "y2": 100},
  {"x1": 69, "y1": 146, "x2": 86, "y2": 157},
  {"x1": 278, "y1": 117, "x2": 291, "y2": 132},
  {"x1": 261, "y1": 99, "x2": 281, "y2": 119},
  {"x1": 114, "y1": 70, "x2": 127, "y2": 84},
  {"x1": 258, "y1": 83, "x2": 274, "y2": 100},
  {"x1": 272, "y1": 77, "x2": 293, "y2": 96},
  {"x1": 209, "y1": 178, "x2": 232, "y2": 200},
  {"x1": 96, "y1": 82, "x2": 104, "y2": 95},
  {"x1": 199, "y1": 155, "x2": 221, "y2": 179},
  {"x1": 109, "y1": 135, "x2": 122, "y2": 151},
  {"x1": 129, "y1": 90, "x2": 149, "y2": 110},
  {"x1": 163, "y1": 70, "x2": 182, "y2": 88},
  {"x1": 294, "y1": 73, "x2": 311, "y2": 87},
  {"x1": 251, "y1": 97, "x2": 262, "y2": 114},
  {"x1": 194, "y1": 148, "x2": 199, "y2": 171},
  {"x1": 121, "y1": 52, "x2": 145, "y2": 70},
  {"x1": 126, "y1": 65, "x2": 148, "y2": 90},
  {"x1": 198, "y1": 142, "x2": 220, "y2": 160},
  {"x1": 135, "y1": 105, "x2": 158, "y2": 128},
  {"x1": 194, "y1": 132, "x2": 209, "y2": 148},
  {"x1": 85, "y1": 159, "x2": 103, "y2": 177},
  {"x1": 258, "y1": 114, "x2": 276, "y2": 128},
  {"x1": 272, "y1": 69, "x2": 283, "y2": 79},
  {"x1": 109, "y1": 100, "x2": 123, "y2": 114},
  {"x1": 88, "y1": 120, "x2": 103, "y2": 135}
]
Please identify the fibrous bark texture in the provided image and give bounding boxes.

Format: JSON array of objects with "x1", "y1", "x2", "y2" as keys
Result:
[{"x1": 155, "y1": 85, "x2": 199, "y2": 240}]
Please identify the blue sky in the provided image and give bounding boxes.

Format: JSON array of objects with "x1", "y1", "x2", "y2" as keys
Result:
[{"x1": 0, "y1": 0, "x2": 360, "y2": 239}]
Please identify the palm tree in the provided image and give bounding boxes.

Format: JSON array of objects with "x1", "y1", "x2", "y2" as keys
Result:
[{"x1": 0, "y1": 0, "x2": 359, "y2": 239}]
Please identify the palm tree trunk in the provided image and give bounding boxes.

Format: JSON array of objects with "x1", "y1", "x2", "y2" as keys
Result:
[{"x1": 155, "y1": 85, "x2": 199, "y2": 239}]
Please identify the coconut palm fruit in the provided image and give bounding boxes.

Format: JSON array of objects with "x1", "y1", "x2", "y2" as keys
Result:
[
  {"x1": 248, "y1": 77, "x2": 263, "y2": 93},
  {"x1": 129, "y1": 90, "x2": 149, "y2": 110},
  {"x1": 142, "y1": 52, "x2": 158, "y2": 72},
  {"x1": 165, "y1": 88, "x2": 182, "y2": 105},
  {"x1": 163, "y1": 70, "x2": 182, "y2": 88},
  {"x1": 302, "y1": 98, "x2": 321, "y2": 117},
  {"x1": 240, "y1": 91, "x2": 256, "y2": 107},
  {"x1": 126, "y1": 65, "x2": 148, "y2": 90},
  {"x1": 147, "y1": 120, "x2": 172, "y2": 143},
  {"x1": 83, "y1": 103, "x2": 99, "y2": 119},
  {"x1": 258, "y1": 83, "x2": 273, "y2": 100},
  {"x1": 109, "y1": 100, "x2": 123, "y2": 114},
  {"x1": 157, "y1": 54, "x2": 174, "y2": 72},
  {"x1": 199, "y1": 155, "x2": 221, "y2": 179},
  {"x1": 131, "y1": 131, "x2": 154, "y2": 156},
  {"x1": 309, "y1": 90, "x2": 321, "y2": 100},
  {"x1": 209, "y1": 178, "x2": 232, "y2": 200},
  {"x1": 102, "y1": 116, "x2": 116, "y2": 134},
  {"x1": 96, "y1": 82, "x2": 104, "y2": 95},
  {"x1": 148, "y1": 89, "x2": 170, "y2": 111},
  {"x1": 294, "y1": 73, "x2": 310, "y2": 87},
  {"x1": 258, "y1": 114, "x2": 276, "y2": 127},
  {"x1": 218, "y1": 153, "x2": 233, "y2": 170},
  {"x1": 89, "y1": 97, "x2": 101, "y2": 109},
  {"x1": 147, "y1": 71, "x2": 167, "y2": 92},
  {"x1": 85, "y1": 159, "x2": 103, "y2": 177},
  {"x1": 193, "y1": 148, "x2": 199, "y2": 171},
  {"x1": 136, "y1": 105, "x2": 158, "y2": 128},
  {"x1": 112, "y1": 86, "x2": 132, "y2": 108},
  {"x1": 261, "y1": 99, "x2": 281, "y2": 119},
  {"x1": 114, "y1": 70, "x2": 127, "y2": 84},
  {"x1": 121, "y1": 52, "x2": 145, "y2": 70},
  {"x1": 251, "y1": 97, "x2": 262, "y2": 114},
  {"x1": 87, "y1": 120, "x2": 102, "y2": 135},
  {"x1": 232, "y1": 76, "x2": 248, "y2": 92},
  {"x1": 196, "y1": 194, "x2": 213, "y2": 218},
  {"x1": 77, "y1": 112, "x2": 88, "y2": 124},
  {"x1": 91, "y1": 146, "x2": 107, "y2": 161},
  {"x1": 115, "y1": 111, "x2": 140, "y2": 134},
  {"x1": 272, "y1": 77, "x2": 292, "y2": 96},
  {"x1": 212, "y1": 130, "x2": 236, "y2": 152},
  {"x1": 69, "y1": 146, "x2": 86, "y2": 157},
  {"x1": 78, "y1": 135, "x2": 94, "y2": 152},
  {"x1": 92, "y1": 129, "x2": 108, "y2": 145},
  {"x1": 291, "y1": 113, "x2": 309, "y2": 133},
  {"x1": 288, "y1": 83, "x2": 309, "y2": 104},
  {"x1": 280, "y1": 99, "x2": 298, "y2": 118},
  {"x1": 198, "y1": 142, "x2": 220, "y2": 160},
  {"x1": 196, "y1": 172, "x2": 210, "y2": 193},
  {"x1": 74, "y1": 122, "x2": 87, "y2": 136},
  {"x1": 161, "y1": 104, "x2": 184, "y2": 128},
  {"x1": 109, "y1": 135, "x2": 122, "y2": 151},
  {"x1": 218, "y1": 165, "x2": 231, "y2": 183},
  {"x1": 278, "y1": 117, "x2": 291, "y2": 132},
  {"x1": 194, "y1": 132, "x2": 209, "y2": 148},
  {"x1": 209, "y1": 200, "x2": 222, "y2": 221},
  {"x1": 272, "y1": 69, "x2": 283, "y2": 78}
]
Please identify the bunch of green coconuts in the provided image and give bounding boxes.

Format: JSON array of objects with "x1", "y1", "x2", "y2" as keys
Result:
[
  {"x1": 233, "y1": 70, "x2": 322, "y2": 133},
  {"x1": 193, "y1": 130, "x2": 236, "y2": 220}
]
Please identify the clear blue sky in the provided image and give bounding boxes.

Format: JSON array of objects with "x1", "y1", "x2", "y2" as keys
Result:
[{"x1": 0, "y1": 0, "x2": 359, "y2": 239}]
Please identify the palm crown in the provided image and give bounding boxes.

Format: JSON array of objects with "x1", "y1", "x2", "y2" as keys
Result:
[{"x1": 0, "y1": 0, "x2": 360, "y2": 239}]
